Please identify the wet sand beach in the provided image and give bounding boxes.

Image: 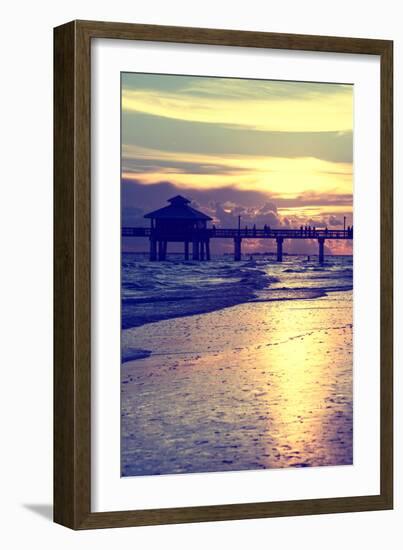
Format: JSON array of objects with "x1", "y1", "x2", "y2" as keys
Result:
[{"x1": 121, "y1": 289, "x2": 352, "y2": 476}]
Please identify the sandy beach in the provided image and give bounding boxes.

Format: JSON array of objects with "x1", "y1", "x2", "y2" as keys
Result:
[{"x1": 121, "y1": 288, "x2": 352, "y2": 476}]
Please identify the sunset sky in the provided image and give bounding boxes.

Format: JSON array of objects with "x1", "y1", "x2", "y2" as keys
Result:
[{"x1": 121, "y1": 72, "x2": 353, "y2": 254}]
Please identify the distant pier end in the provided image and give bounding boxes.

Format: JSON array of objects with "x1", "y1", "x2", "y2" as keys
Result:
[{"x1": 122, "y1": 195, "x2": 353, "y2": 262}]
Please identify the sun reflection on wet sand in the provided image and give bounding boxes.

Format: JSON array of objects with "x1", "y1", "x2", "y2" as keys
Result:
[
  {"x1": 121, "y1": 291, "x2": 352, "y2": 476},
  {"x1": 260, "y1": 301, "x2": 353, "y2": 468}
]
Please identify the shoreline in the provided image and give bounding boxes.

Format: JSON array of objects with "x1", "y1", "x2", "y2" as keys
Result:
[
  {"x1": 121, "y1": 255, "x2": 352, "y2": 331},
  {"x1": 122, "y1": 281, "x2": 353, "y2": 337},
  {"x1": 121, "y1": 262, "x2": 270, "y2": 330},
  {"x1": 121, "y1": 282, "x2": 353, "y2": 359},
  {"x1": 121, "y1": 289, "x2": 353, "y2": 476}
]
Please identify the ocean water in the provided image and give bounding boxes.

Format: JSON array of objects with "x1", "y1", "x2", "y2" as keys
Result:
[{"x1": 121, "y1": 253, "x2": 352, "y2": 358}]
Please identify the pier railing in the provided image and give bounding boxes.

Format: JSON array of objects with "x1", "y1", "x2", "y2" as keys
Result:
[
  {"x1": 122, "y1": 225, "x2": 352, "y2": 262},
  {"x1": 122, "y1": 227, "x2": 353, "y2": 240}
]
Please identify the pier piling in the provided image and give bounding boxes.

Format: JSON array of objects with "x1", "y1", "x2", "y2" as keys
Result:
[
  {"x1": 158, "y1": 240, "x2": 163, "y2": 261},
  {"x1": 318, "y1": 237, "x2": 325, "y2": 263},
  {"x1": 276, "y1": 237, "x2": 284, "y2": 262},
  {"x1": 234, "y1": 237, "x2": 242, "y2": 261},
  {"x1": 149, "y1": 238, "x2": 157, "y2": 261},
  {"x1": 206, "y1": 240, "x2": 211, "y2": 261}
]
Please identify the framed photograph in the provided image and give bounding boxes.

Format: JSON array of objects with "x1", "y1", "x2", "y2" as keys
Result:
[{"x1": 54, "y1": 20, "x2": 393, "y2": 529}]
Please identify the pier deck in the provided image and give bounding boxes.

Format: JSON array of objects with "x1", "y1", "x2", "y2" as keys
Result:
[{"x1": 122, "y1": 226, "x2": 353, "y2": 262}]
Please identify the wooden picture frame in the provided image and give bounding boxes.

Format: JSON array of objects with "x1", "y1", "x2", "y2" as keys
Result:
[{"x1": 54, "y1": 19, "x2": 393, "y2": 529}]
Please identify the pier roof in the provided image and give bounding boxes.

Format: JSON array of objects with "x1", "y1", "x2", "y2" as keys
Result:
[{"x1": 144, "y1": 195, "x2": 212, "y2": 221}]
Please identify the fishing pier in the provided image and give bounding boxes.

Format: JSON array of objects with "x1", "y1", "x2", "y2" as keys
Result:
[{"x1": 123, "y1": 195, "x2": 353, "y2": 263}]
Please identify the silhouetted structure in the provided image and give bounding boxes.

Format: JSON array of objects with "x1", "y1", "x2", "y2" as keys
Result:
[
  {"x1": 122, "y1": 195, "x2": 353, "y2": 263},
  {"x1": 143, "y1": 195, "x2": 212, "y2": 261}
]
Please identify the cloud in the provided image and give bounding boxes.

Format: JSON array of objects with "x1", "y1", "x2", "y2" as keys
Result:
[
  {"x1": 273, "y1": 192, "x2": 353, "y2": 209},
  {"x1": 259, "y1": 201, "x2": 278, "y2": 214},
  {"x1": 121, "y1": 178, "x2": 352, "y2": 227},
  {"x1": 122, "y1": 75, "x2": 353, "y2": 133},
  {"x1": 121, "y1": 178, "x2": 352, "y2": 219},
  {"x1": 205, "y1": 201, "x2": 281, "y2": 229},
  {"x1": 121, "y1": 206, "x2": 146, "y2": 226},
  {"x1": 328, "y1": 215, "x2": 343, "y2": 226},
  {"x1": 122, "y1": 111, "x2": 353, "y2": 163},
  {"x1": 122, "y1": 144, "x2": 353, "y2": 198},
  {"x1": 122, "y1": 156, "x2": 248, "y2": 176},
  {"x1": 122, "y1": 73, "x2": 352, "y2": 101}
]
